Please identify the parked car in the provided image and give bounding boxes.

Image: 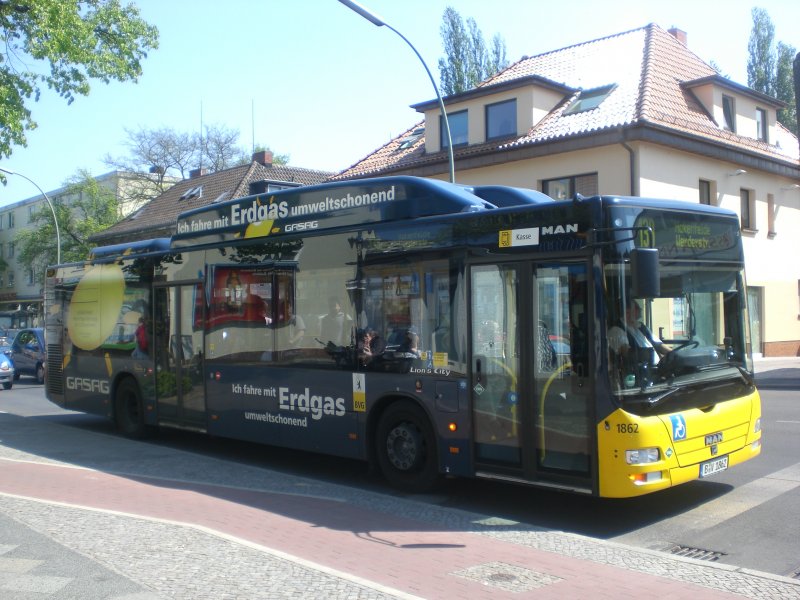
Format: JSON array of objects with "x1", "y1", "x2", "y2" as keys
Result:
[
  {"x1": 0, "y1": 340, "x2": 14, "y2": 389},
  {"x1": 11, "y1": 328, "x2": 45, "y2": 384}
]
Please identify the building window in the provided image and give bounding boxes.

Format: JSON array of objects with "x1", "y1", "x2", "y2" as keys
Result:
[
  {"x1": 722, "y1": 95, "x2": 736, "y2": 132},
  {"x1": 542, "y1": 173, "x2": 599, "y2": 200},
  {"x1": 7, "y1": 212, "x2": 14, "y2": 229},
  {"x1": 564, "y1": 85, "x2": 615, "y2": 115},
  {"x1": 27, "y1": 268, "x2": 35, "y2": 285},
  {"x1": 7, "y1": 243, "x2": 14, "y2": 258},
  {"x1": 7, "y1": 272, "x2": 14, "y2": 287},
  {"x1": 441, "y1": 110, "x2": 468, "y2": 149},
  {"x1": 740, "y1": 188, "x2": 755, "y2": 231},
  {"x1": 0, "y1": 273, "x2": 4, "y2": 287},
  {"x1": 486, "y1": 99, "x2": 516, "y2": 140},
  {"x1": 699, "y1": 179, "x2": 712, "y2": 205},
  {"x1": 756, "y1": 108, "x2": 768, "y2": 142}
]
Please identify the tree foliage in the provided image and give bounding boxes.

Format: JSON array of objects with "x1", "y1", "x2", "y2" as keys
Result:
[
  {"x1": 747, "y1": 7, "x2": 797, "y2": 133},
  {"x1": 437, "y1": 6, "x2": 508, "y2": 96},
  {"x1": 0, "y1": 0, "x2": 159, "y2": 162},
  {"x1": 15, "y1": 170, "x2": 120, "y2": 276}
]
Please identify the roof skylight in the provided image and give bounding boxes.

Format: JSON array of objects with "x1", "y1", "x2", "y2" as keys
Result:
[{"x1": 564, "y1": 84, "x2": 616, "y2": 115}]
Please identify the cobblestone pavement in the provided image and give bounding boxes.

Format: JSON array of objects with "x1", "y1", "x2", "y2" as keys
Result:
[{"x1": 0, "y1": 409, "x2": 798, "y2": 599}]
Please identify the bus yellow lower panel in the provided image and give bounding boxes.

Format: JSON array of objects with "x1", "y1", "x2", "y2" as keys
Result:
[{"x1": 597, "y1": 389, "x2": 762, "y2": 498}]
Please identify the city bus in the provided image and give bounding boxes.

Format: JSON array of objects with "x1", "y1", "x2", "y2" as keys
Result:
[{"x1": 43, "y1": 176, "x2": 762, "y2": 497}]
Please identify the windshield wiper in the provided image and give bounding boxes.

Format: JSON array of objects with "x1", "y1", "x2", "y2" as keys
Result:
[
  {"x1": 643, "y1": 386, "x2": 680, "y2": 411},
  {"x1": 619, "y1": 385, "x2": 679, "y2": 412}
]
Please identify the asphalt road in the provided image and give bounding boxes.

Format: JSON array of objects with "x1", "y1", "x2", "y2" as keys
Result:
[{"x1": 2, "y1": 370, "x2": 798, "y2": 581}]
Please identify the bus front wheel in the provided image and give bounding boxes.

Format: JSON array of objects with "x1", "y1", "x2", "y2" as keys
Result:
[
  {"x1": 375, "y1": 401, "x2": 439, "y2": 492},
  {"x1": 114, "y1": 378, "x2": 150, "y2": 439}
]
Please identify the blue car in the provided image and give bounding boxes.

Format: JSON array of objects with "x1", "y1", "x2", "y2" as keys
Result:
[
  {"x1": 12, "y1": 328, "x2": 45, "y2": 384},
  {"x1": 0, "y1": 340, "x2": 14, "y2": 389}
]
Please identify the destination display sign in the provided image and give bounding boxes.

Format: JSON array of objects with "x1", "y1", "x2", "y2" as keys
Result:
[{"x1": 632, "y1": 209, "x2": 741, "y2": 261}]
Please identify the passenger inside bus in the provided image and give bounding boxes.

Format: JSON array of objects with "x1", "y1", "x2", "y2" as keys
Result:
[
  {"x1": 358, "y1": 328, "x2": 386, "y2": 366},
  {"x1": 320, "y1": 297, "x2": 352, "y2": 346},
  {"x1": 399, "y1": 326, "x2": 420, "y2": 357}
]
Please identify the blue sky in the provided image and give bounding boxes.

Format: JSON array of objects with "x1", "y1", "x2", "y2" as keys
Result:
[{"x1": 1, "y1": 0, "x2": 798, "y2": 204}]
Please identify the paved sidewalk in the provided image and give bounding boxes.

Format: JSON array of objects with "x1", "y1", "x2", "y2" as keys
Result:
[{"x1": 0, "y1": 412, "x2": 798, "y2": 599}]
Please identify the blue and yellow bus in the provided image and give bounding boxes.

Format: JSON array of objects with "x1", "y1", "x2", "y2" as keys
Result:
[{"x1": 44, "y1": 176, "x2": 761, "y2": 497}]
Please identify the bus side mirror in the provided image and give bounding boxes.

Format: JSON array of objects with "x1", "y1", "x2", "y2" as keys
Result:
[{"x1": 631, "y1": 248, "x2": 660, "y2": 297}]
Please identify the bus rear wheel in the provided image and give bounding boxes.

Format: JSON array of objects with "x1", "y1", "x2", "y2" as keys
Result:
[
  {"x1": 375, "y1": 401, "x2": 439, "y2": 492},
  {"x1": 114, "y1": 378, "x2": 150, "y2": 439}
]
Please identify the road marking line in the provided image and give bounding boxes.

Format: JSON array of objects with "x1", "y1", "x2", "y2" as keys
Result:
[{"x1": 666, "y1": 462, "x2": 800, "y2": 529}]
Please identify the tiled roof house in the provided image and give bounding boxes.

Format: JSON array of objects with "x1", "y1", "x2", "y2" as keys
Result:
[
  {"x1": 335, "y1": 24, "x2": 800, "y2": 356},
  {"x1": 92, "y1": 151, "x2": 332, "y2": 246},
  {"x1": 336, "y1": 24, "x2": 798, "y2": 184}
]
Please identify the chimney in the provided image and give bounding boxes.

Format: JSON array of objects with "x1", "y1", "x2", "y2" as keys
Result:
[
  {"x1": 252, "y1": 150, "x2": 273, "y2": 167},
  {"x1": 668, "y1": 27, "x2": 688, "y2": 46},
  {"x1": 189, "y1": 167, "x2": 207, "y2": 179}
]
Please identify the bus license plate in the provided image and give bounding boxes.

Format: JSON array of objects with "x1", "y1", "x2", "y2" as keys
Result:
[{"x1": 699, "y1": 455, "x2": 728, "y2": 478}]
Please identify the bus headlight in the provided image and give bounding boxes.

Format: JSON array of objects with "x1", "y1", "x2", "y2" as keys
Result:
[
  {"x1": 625, "y1": 448, "x2": 660, "y2": 465},
  {"x1": 754, "y1": 417, "x2": 761, "y2": 433}
]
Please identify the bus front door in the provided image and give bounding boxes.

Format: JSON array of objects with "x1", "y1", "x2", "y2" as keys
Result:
[
  {"x1": 153, "y1": 283, "x2": 207, "y2": 430},
  {"x1": 470, "y1": 262, "x2": 592, "y2": 489}
]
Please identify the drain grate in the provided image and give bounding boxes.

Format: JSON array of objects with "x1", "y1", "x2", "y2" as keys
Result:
[{"x1": 668, "y1": 544, "x2": 727, "y2": 561}]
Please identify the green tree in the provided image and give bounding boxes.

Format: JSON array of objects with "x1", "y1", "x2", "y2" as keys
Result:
[
  {"x1": 437, "y1": 6, "x2": 508, "y2": 95},
  {"x1": 15, "y1": 170, "x2": 119, "y2": 277},
  {"x1": 775, "y1": 42, "x2": 798, "y2": 133},
  {"x1": 747, "y1": 7, "x2": 797, "y2": 132},
  {"x1": 0, "y1": 1, "x2": 159, "y2": 163}
]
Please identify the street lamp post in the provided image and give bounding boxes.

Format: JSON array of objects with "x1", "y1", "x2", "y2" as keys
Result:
[
  {"x1": 338, "y1": 0, "x2": 456, "y2": 184},
  {"x1": 0, "y1": 167, "x2": 61, "y2": 265}
]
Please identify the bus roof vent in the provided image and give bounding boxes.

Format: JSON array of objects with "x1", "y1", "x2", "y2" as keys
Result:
[{"x1": 470, "y1": 185, "x2": 554, "y2": 207}]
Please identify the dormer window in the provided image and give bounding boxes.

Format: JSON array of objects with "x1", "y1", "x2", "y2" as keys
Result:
[
  {"x1": 564, "y1": 85, "x2": 615, "y2": 115},
  {"x1": 722, "y1": 95, "x2": 736, "y2": 132},
  {"x1": 486, "y1": 99, "x2": 517, "y2": 140},
  {"x1": 440, "y1": 110, "x2": 468, "y2": 149},
  {"x1": 756, "y1": 108, "x2": 768, "y2": 142}
]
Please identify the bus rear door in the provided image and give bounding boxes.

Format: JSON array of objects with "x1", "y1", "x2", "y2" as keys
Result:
[
  {"x1": 470, "y1": 261, "x2": 593, "y2": 492},
  {"x1": 153, "y1": 282, "x2": 207, "y2": 430}
]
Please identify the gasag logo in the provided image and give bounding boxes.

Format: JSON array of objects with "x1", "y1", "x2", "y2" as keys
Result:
[{"x1": 67, "y1": 377, "x2": 110, "y2": 394}]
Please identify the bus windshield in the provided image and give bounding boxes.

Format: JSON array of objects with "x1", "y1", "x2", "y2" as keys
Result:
[{"x1": 605, "y1": 261, "x2": 752, "y2": 404}]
